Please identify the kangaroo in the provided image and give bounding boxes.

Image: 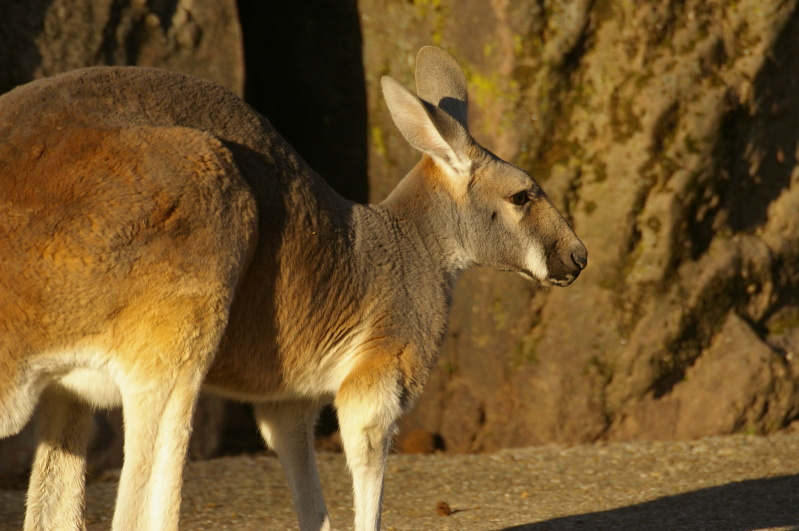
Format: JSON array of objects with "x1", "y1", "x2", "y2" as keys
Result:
[{"x1": 0, "y1": 46, "x2": 586, "y2": 530}]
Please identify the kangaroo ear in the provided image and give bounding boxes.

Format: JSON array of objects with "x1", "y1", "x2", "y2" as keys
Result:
[
  {"x1": 382, "y1": 75, "x2": 471, "y2": 176},
  {"x1": 415, "y1": 46, "x2": 469, "y2": 131}
]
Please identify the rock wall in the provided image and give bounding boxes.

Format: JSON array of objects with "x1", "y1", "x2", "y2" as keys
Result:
[
  {"x1": 0, "y1": 0, "x2": 243, "y2": 95},
  {"x1": 2, "y1": 0, "x2": 799, "y2": 482},
  {"x1": 358, "y1": 0, "x2": 799, "y2": 451}
]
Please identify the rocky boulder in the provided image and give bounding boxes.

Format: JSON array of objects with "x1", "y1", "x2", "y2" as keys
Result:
[{"x1": 357, "y1": 0, "x2": 799, "y2": 451}]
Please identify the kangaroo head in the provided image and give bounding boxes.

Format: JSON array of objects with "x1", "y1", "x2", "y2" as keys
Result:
[{"x1": 381, "y1": 46, "x2": 587, "y2": 287}]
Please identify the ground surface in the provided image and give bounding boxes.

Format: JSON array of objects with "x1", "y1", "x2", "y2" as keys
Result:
[{"x1": 2, "y1": 432, "x2": 798, "y2": 530}]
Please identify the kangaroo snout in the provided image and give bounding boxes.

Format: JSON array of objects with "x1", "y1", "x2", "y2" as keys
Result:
[
  {"x1": 548, "y1": 239, "x2": 588, "y2": 287},
  {"x1": 572, "y1": 245, "x2": 588, "y2": 271}
]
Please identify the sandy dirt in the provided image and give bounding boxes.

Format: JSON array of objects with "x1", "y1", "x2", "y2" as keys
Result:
[{"x1": 2, "y1": 432, "x2": 798, "y2": 530}]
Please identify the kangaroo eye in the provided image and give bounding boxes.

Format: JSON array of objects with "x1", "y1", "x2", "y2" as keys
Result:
[{"x1": 509, "y1": 191, "x2": 530, "y2": 206}]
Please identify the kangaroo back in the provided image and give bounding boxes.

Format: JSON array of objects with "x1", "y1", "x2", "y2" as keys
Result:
[{"x1": 0, "y1": 68, "x2": 274, "y2": 530}]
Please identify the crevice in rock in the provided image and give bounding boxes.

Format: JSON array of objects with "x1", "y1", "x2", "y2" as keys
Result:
[
  {"x1": 723, "y1": 9, "x2": 799, "y2": 233},
  {"x1": 236, "y1": 0, "x2": 368, "y2": 202},
  {"x1": 149, "y1": 0, "x2": 179, "y2": 31}
]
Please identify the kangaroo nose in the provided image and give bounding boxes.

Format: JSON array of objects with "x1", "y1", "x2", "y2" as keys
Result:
[{"x1": 571, "y1": 249, "x2": 588, "y2": 270}]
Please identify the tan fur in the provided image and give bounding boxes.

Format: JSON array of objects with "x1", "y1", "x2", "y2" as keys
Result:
[{"x1": 0, "y1": 47, "x2": 586, "y2": 531}]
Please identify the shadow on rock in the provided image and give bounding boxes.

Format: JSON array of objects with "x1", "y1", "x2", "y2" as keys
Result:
[{"x1": 501, "y1": 474, "x2": 799, "y2": 531}]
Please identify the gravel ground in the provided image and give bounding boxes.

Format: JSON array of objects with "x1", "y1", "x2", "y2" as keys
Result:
[{"x1": 2, "y1": 432, "x2": 799, "y2": 530}]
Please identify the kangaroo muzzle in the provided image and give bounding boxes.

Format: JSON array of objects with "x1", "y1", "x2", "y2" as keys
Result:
[{"x1": 547, "y1": 238, "x2": 588, "y2": 287}]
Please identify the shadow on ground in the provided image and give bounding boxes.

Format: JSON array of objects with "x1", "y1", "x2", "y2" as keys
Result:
[{"x1": 503, "y1": 474, "x2": 799, "y2": 531}]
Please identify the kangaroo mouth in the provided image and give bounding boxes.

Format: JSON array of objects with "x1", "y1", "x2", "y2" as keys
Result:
[
  {"x1": 517, "y1": 269, "x2": 553, "y2": 287},
  {"x1": 549, "y1": 275, "x2": 577, "y2": 287},
  {"x1": 549, "y1": 266, "x2": 582, "y2": 287},
  {"x1": 517, "y1": 269, "x2": 580, "y2": 288}
]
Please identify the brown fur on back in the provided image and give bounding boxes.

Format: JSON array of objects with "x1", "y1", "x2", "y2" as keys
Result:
[
  {"x1": 0, "y1": 70, "x2": 266, "y2": 402},
  {"x1": 0, "y1": 67, "x2": 415, "y2": 406}
]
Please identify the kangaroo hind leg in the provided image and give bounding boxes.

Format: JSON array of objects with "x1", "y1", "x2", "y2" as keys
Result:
[
  {"x1": 112, "y1": 371, "x2": 201, "y2": 531},
  {"x1": 255, "y1": 400, "x2": 331, "y2": 531},
  {"x1": 24, "y1": 386, "x2": 93, "y2": 531},
  {"x1": 110, "y1": 295, "x2": 236, "y2": 531}
]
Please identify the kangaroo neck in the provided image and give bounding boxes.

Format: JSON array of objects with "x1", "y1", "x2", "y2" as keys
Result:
[{"x1": 374, "y1": 160, "x2": 470, "y2": 280}]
